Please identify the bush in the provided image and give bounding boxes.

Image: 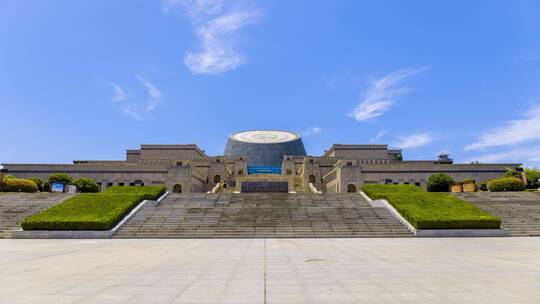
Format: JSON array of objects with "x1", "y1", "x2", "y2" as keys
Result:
[
  {"x1": 503, "y1": 167, "x2": 521, "y2": 178},
  {"x1": 28, "y1": 177, "x2": 44, "y2": 191},
  {"x1": 525, "y1": 168, "x2": 540, "y2": 189},
  {"x1": 3, "y1": 175, "x2": 16, "y2": 180},
  {"x1": 21, "y1": 186, "x2": 166, "y2": 230},
  {"x1": 427, "y1": 173, "x2": 455, "y2": 192},
  {"x1": 47, "y1": 173, "x2": 73, "y2": 186},
  {"x1": 362, "y1": 184, "x2": 501, "y2": 229},
  {"x1": 487, "y1": 177, "x2": 525, "y2": 192},
  {"x1": 478, "y1": 182, "x2": 488, "y2": 192},
  {"x1": 0, "y1": 178, "x2": 38, "y2": 193},
  {"x1": 74, "y1": 177, "x2": 99, "y2": 193}
]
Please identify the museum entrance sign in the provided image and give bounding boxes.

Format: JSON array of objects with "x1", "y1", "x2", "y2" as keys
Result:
[{"x1": 241, "y1": 181, "x2": 289, "y2": 193}]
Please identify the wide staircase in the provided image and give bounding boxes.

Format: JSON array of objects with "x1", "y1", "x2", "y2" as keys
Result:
[
  {"x1": 454, "y1": 192, "x2": 540, "y2": 237},
  {"x1": 0, "y1": 193, "x2": 72, "y2": 238},
  {"x1": 114, "y1": 193, "x2": 412, "y2": 238}
]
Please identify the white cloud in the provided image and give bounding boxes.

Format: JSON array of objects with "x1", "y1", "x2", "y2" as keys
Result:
[
  {"x1": 370, "y1": 131, "x2": 386, "y2": 142},
  {"x1": 109, "y1": 77, "x2": 162, "y2": 121},
  {"x1": 167, "y1": 0, "x2": 261, "y2": 74},
  {"x1": 466, "y1": 146, "x2": 540, "y2": 164},
  {"x1": 393, "y1": 132, "x2": 434, "y2": 149},
  {"x1": 465, "y1": 105, "x2": 540, "y2": 150},
  {"x1": 120, "y1": 104, "x2": 142, "y2": 121},
  {"x1": 348, "y1": 67, "x2": 428, "y2": 122},
  {"x1": 138, "y1": 77, "x2": 162, "y2": 112},
  {"x1": 302, "y1": 127, "x2": 322, "y2": 136},
  {"x1": 162, "y1": 0, "x2": 224, "y2": 18},
  {"x1": 111, "y1": 84, "x2": 127, "y2": 102}
]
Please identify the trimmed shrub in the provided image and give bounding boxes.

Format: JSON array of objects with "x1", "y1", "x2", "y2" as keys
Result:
[
  {"x1": 21, "y1": 186, "x2": 166, "y2": 230},
  {"x1": 478, "y1": 182, "x2": 488, "y2": 192},
  {"x1": 487, "y1": 177, "x2": 525, "y2": 192},
  {"x1": 362, "y1": 184, "x2": 501, "y2": 229},
  {"x1": 525, "y1": 168, "x2": 540, "y2": 189},
  {"x1": 28, "y1": 177, "x2": 44, "y2": 191},
  {"x1": 427, "y1": 173, "x2": 455, "y2": 192},
  {"x1": 47, "y1": 173, "x2": 73, "y2": 186},
  {"x1": 0, "y1": 178, "x2": 38, "y2": 193},
  {"x1": 74, "y1": 177, "x2": 99, "y2": 193},
  {"x1": 3, "y1": 175, "x2": 16, "y2": 180}
]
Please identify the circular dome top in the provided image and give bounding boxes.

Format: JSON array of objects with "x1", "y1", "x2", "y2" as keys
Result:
[
  {"x1": 230, "y1": 130, "x2": 300, "y2": 144},
  {"x1": 225, "y1": 130, "x2": 307, "y2": 167}
]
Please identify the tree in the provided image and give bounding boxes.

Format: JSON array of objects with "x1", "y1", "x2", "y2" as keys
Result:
[
  {"x1": 47, "y1": 173, "x2": 73, "y2": 186},
  {"x1": 503, "y1": 167, "x2": 520, "y2": 178},
  {"x1": 525, "y1": 168, "x2": 540, "y2": 189},
  {"x1": 74, "y1": 177, "x2": 99, "y2": 193},
  {"x1": 427, "y1": 173, "x2": 455, "y2": 192}
]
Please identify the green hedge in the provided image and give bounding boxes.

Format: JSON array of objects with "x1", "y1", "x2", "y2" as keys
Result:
[
  {"x1": 21, "y1": 186, "x2": 165, "y2": 230},
  {"x1": 362, "y1": 184, "x2": 501, "y2": 229},
  {"x1": 487, "y1": 177, "x2": 525, "y2": 192},
  {"x1": 0, "y1": 178, "x2": 38, "y2": 193}
]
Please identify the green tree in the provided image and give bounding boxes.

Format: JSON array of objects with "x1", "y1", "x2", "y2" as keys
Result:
[
  {"x1": 503, "y1": 167, "x2": 521, "y2": 178},
  {"x1": 525, "y1": 168, "x2": 540, "y2": 189},
  {"x1": 74, "y1": 177, "x2": 99, "y2": 193},
  {"x1": 47, "y1": 173, "x2": 73, "y2": 186},
  {"x1": 427, "y1": 173, "x2": 455, "y2": 192}
]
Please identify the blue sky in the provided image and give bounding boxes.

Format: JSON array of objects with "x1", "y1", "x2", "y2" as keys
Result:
[{"x1": 1, "y1": 0, "x2": 540, "y2": 167}]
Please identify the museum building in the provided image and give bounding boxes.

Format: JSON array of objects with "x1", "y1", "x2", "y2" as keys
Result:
[{"x1": 2, "y1": 130, "x2": 520, "y2": 193}]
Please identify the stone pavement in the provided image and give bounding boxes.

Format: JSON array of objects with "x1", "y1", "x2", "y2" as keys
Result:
[{"x1": 0, "y1": 238, "x2": 539, "y2": 303}]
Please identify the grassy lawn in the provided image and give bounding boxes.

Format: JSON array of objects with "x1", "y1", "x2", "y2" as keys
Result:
[
  {"x1": 362, "y1": 184, "x2": 501, "y2": 229},
  {"x1": 21, "y1": 186, "x2": 166, "y2": 231}
]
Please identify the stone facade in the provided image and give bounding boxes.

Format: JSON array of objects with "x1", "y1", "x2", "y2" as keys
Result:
[{"x1": 2, "y1": 132, "x2": 520, "y2": 193}]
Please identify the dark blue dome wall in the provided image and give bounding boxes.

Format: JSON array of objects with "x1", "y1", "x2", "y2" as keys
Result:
[{"x1": 224, "y1": 132, "x2": 307, "y2": 167}]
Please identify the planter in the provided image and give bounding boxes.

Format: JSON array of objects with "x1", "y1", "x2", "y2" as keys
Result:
[
  {"x1": 450, "y1": 183, "x2": 463, "y2": 193},
  {"x1": 462, "y1": 181, "x2": 476, "y2": 192}
]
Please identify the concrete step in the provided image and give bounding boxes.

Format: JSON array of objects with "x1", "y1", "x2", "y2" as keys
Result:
[
  {"x1": 453, "y1": 192, "x2": 540, "y2": 237},
  {"x1": 0, "y1": 193, "x2": 73, "y2": 238},
  {"x1": 113, "y1": 193, "x2": 412, "y2": 238}
]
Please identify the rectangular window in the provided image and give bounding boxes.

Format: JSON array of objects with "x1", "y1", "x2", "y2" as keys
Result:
[
  {"x1": 107, "y1": 182, "x2": 113, "y2": 187},
  {"x1": 119, "y1": 182, "x2": 124, "y2": 186}
]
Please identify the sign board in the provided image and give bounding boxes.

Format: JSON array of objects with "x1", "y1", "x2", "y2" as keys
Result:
[
  {"x1": 51, "y1": 182, "x2": 64, "y2": 193},
  {"x1": 67, "y1": 185, "x2": 77, "y2": 194},
  {"x1": 241, "y1": 181, "x2": 288, "y2": 193}
]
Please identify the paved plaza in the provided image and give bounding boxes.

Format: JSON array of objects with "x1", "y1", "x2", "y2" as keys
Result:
[{"x1": 0, "y1": 238, "x2": 539, "y2": 303}]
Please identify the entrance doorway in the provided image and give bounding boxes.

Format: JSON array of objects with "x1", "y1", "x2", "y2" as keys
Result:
[{"x1": 173, "y1": 184, "x2": 182, "y2": 193}]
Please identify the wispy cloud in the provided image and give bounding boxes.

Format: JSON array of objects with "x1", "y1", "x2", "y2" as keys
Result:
[
  {"x1": 466, "y1": 146, "x2": 540, "y2": 164},
  {"x1": 166, "y1": 0, "x2": 261, "y2": 74},
  {"x1": 109, "y1": 78, "x2": 162, "y2": 121},
  {"x1": 138, "y1": 77, "x2": 162, "y2": 111},
  {"x1": 370, "y1": 131, "x2": 386, "y2": 142},
  {"x1": 163, "y1": 0, "x2": 224, "y2": 19},
  {"x1": 465, "y1": 105, "x2": 540, "y2": 150},
  {"x1": 348, "y1": 67, "x2": 428, "y2": 122},
  {"x1": 393, "y1": 132, "x2": 434, "y2": 149},
  {"x1": 111, "y1": 84, "x2": 127, "y2": 102},
  {"x1": 302, "y1": 127, "x2": 322, "y2": 137}
]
